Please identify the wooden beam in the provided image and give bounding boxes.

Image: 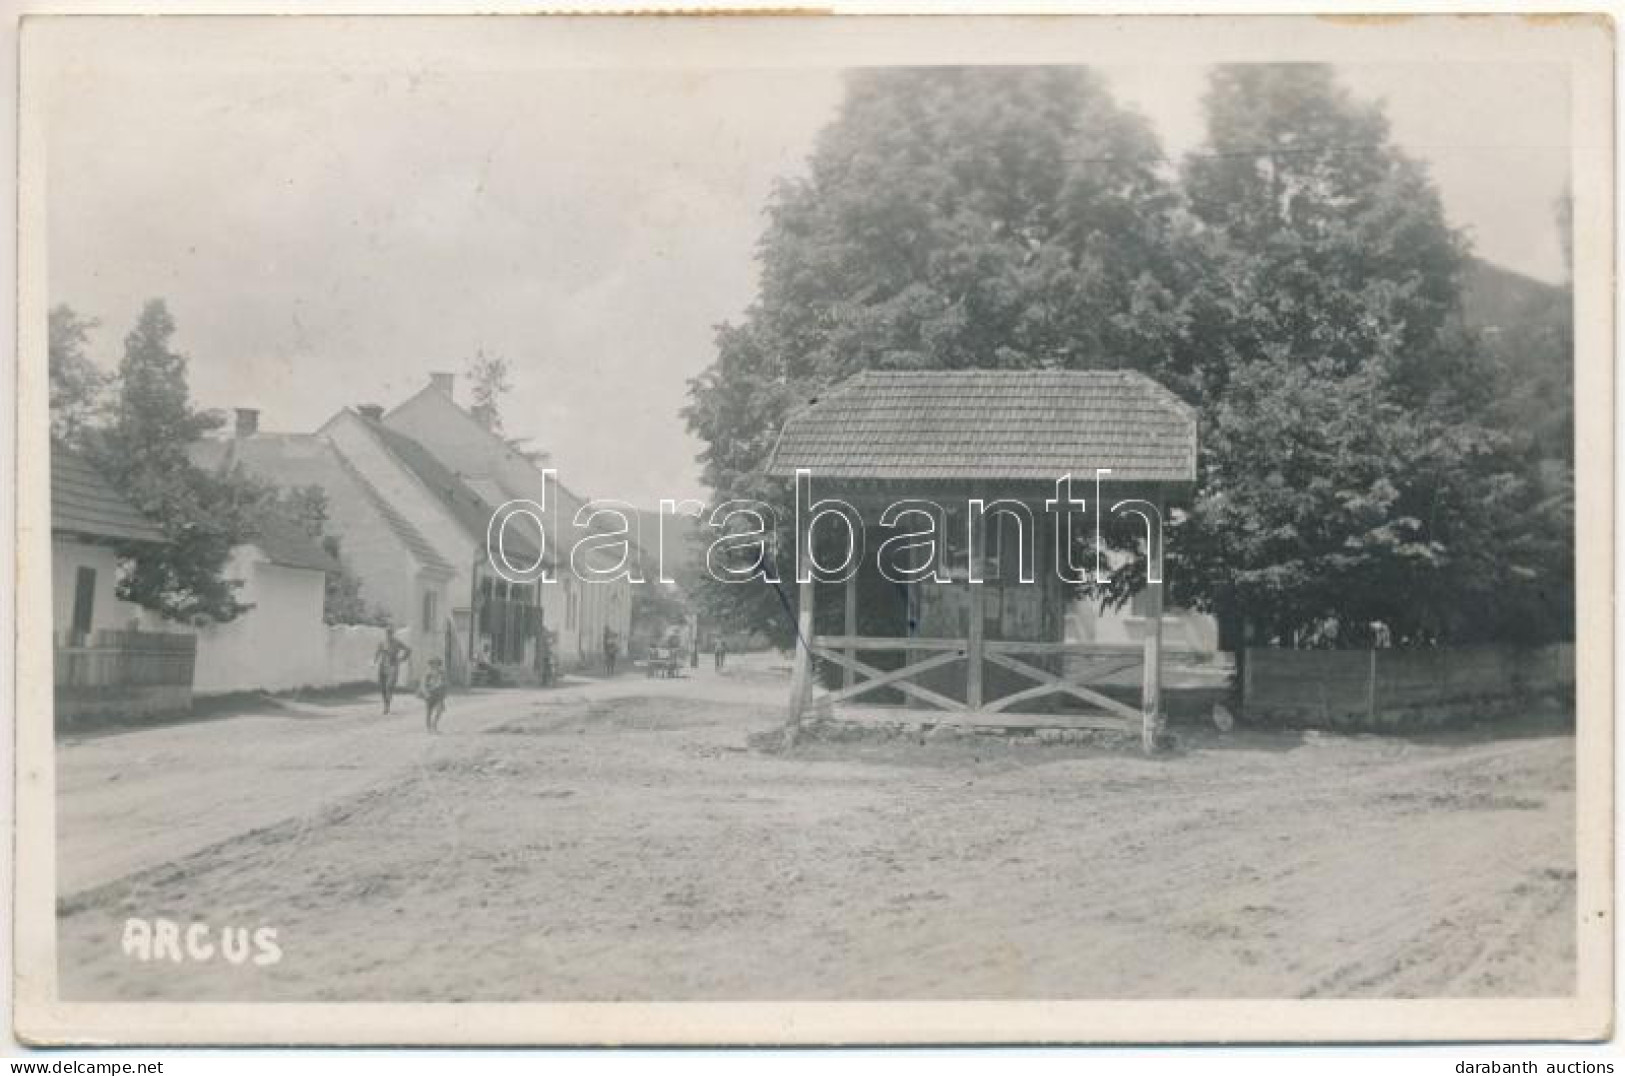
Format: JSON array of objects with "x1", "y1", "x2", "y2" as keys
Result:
[
  {"x1": 815, "y1": 647, "x2": 968, "y2": 711},
  {"x1": 982, "y1": 650, "x2": 1143, "y2": 720},
  {"x1": 942, "y1": 712, "x2": 1132, "y2": 732},
  {"x1": 788, "y1": 572, "x2": 816, "y2": 728},
  {"x1": 843, "y1": 572, "x2": 858, "y2": 690},
  {"x1": 834, "y1": 707, "x2": 1132, "y2": 733},
  {"x1": 1140, "y1": 496, "x2": 1166, "y2": 753},
  {"x1": 982, "y1": 649, "x2": 1143, "y2": 687},
  {"x1": 812, "y1": 635, "x2": 967, "y2": 652},
  {"x1": 966, "y1": 511, "x2": 985, "y2": 710},
  {"x1": 983, "y1": 640, "x2": 1144, "y2": 657}
]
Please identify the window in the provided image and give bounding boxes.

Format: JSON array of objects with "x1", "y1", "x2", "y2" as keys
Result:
[
  {"x1": 422, "y1": 590, "x2": 438, "y2": 632},
  {"x1": 70, "y1": 566, "x2": 96, "y2": 643}
]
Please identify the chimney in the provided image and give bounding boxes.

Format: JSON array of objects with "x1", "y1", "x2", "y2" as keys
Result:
[
  {"x1": 429, "y1": 371, "x2": 455, "y2": 396},
  {"x1": 357, "y1": 404, "x2": 384, "y2": 422},
  {"x1": 234, "y1": 407, "x2": 260, "y2": 438}
]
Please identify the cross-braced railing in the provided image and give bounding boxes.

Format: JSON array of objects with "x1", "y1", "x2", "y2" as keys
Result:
[{"x1": 794, "y1": 634, "x2": 1154, "y2": 731}]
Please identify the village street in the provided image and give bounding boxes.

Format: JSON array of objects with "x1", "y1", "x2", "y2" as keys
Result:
[
  {"x1": 56, "y1": 660, "x2": 788, "y2": 896},
  {"x1": 55, "y1": 659, "x2": 1577, "y2": 1003}
]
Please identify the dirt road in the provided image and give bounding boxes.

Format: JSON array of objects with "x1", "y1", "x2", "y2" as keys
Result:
[
  {"x1": 56, "y1": 664, "x2": 1576, "y2": 1002},
  {"x1": 55, "y1": 665, "x2": 787, "y2": 895}
]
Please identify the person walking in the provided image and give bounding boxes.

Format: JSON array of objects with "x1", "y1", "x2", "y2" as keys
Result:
[
  {"x1": 714, "y1": 635, "x2": 728, "y2": 671},
  {"x1": 419, "y1": 656, "x2": 448, "y2": 733},
  {"x1": 374, "y1": 627, "x2": 412, "y2": 714},
  {"x1": 602, "y1": 626, "x2": 619, "y2": 677}
]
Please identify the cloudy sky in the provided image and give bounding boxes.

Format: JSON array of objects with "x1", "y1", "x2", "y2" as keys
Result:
[{"x1": 42, "y1": 23, "x2": 1571, "y2": 506}]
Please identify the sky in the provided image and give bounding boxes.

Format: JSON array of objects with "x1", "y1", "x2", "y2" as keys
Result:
[{"x1": 44, "y1": 34, "x2": 1571, "y2": 507}]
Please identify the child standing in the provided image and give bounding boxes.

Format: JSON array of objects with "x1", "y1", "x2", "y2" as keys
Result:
[{"x1": 420, "y1": 656, "x2": 448, "y2": 733}]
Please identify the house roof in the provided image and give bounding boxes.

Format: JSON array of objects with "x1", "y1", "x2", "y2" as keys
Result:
[
  {"x1": 765, "y1": 369, "x2": 1198, "y2": 484},
  {"x1": 331, "y1": 450, "x2": 460, "y2": 574},
  {"x1": 383, "y1": 385, "x2": 617, "y2": 563},
  {"x1": 385, "y1": 382, "x2": 594, "y2": 515},
  {"x1": 244, "y1": 512, "x2": 343, "y2": 574},
  {"x1": 51, "y1": 450, "x2": 166, "y2": 545},
  {"x1": 360, "y1": 417, "x2": 547, "y2": 568},
  {"x1": 193, "y1": 432, "x2": 457, "y2": 575}
]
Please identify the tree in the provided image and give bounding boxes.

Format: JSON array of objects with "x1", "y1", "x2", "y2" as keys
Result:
[
  {"x1": 465, "y1": 349, "x2": 512, "y2": 434},
  {"x1": 1169, "y1": 65, "x2": 1561, "y2": 645},
  {"x1": 684, "y1": 66, "x2": 1186, "y2": 641},
  {"x1": 687, "y1": 63, "x2": 1571, "y2": 649},
  {"x1": 87, "y1": 299, "x2": 259, "y2": 624},
  {"x1": 48, "y1": 304, "x2": 106, "y2": 447},
  {"x1": 1175, "y1": 66, "x2": 1472, "y2": 398},
  {"x1": 269, "y1": 483, "x2": 388, "y2": 626}
]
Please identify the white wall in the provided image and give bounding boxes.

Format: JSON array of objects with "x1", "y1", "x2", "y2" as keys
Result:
[
  {"x1": 54, "y1": 536, "x2": 405, "y2": 695},
  {"x1": 323, "y1": 411, "x2": 477, "y2": 610},
  {"x1": 325, "y1": 622, "x2": 394, "y2": 687},
  {"x1": 194, "y1": 549, "x2": 404, "y2": 695},
  {"x1": 194, "y1": 548, "x2": 327, "y2": 694},
  {"x1": 1066, "y1": 596, "x2": 1219, "y2": 655},
  {"x1": 52, "y1": 539, "x2": 123, "y2": 642}
]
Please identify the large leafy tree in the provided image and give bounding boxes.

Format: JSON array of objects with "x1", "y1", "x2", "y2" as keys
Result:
[
  {"x1": 87, "y1": 299, "x2": 260, "y2": 624},
  {"x1": 687, "y1": 63, "x2": 1571, "y2": 649},
  {"x1": 685, "y1": 66, "x2": 1186, "y2": 640},
  {"x1": 1176, "y1": 67, "x2": 1468, "y2": 393},
  {"x1": 48, "y1": 304, "x2": 106, "y2": 448},
  {"x1": 1168, "y1": 65, "x2": 1566, "y2": 645}
]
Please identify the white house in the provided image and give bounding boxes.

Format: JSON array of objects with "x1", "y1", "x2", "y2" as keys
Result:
[
  {"x1": 193, "y1": 410, "x2": 457, "y2": 685},
  {"x1": 51, "y1": 450, "x2": 187, "y2": 724},
  {"x1": 51, "y1": 451, "x2": 166, "y2": 645},
  {"x1": 383, "y1": 373, "x2": 635, "y2": 671},
  {"x1": 191, "y1": 513, "x2": 347, "y2": 695}
]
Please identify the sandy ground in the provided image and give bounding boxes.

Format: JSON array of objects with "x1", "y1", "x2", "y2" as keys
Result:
[{"x1": 56, "y1": 657, "x2": 1576, "y2": 1002}]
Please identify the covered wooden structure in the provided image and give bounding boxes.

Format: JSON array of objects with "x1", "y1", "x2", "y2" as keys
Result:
[{"x1": 764, "y1": 369, "x2": 1197, "y2": 752}]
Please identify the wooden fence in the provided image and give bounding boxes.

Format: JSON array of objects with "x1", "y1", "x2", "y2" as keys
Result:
[
  {"x1": 55, "y1": 629, "x2": 196, "y2": 726},
  {"x1": 1242, "y1": 643, "x2": 1574, "y2": 729},
  {"x1": 801, "y1": 634, "x2": 1155, "y2": 732}
]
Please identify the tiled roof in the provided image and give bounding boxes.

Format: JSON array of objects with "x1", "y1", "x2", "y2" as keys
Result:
[
  {"x1": 363, "y1": 419, "x2": 548, "y2": 568},
  {"x1": 765, "y1": 369, "x2": 1197, "y2": 483},
  {"x1": 51, "y1": 450, "x2": 166, "y2": 545},
  {"x1": 328, "y1": 450, "x2": 459, "y2": 574},
  {"x1": 194, "y1": 433, "x2": 456, "y2": 575},
  {"x1": 244, "y1": 512, "x2": 343, "y2": 574},
  {"x1": 383, "y1": 385, "x2": 611, "y2": 560}
]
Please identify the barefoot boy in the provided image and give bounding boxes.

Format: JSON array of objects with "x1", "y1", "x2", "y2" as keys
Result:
[{"x1": 420, "y1": 656, "x2": 448, "y2": 733}]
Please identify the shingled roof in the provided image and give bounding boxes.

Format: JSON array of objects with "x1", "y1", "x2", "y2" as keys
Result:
[
  {"x1": 362, "y1": 418, "x2": 547, "y2": 568},
  {"x1": 765, "y1": 369, "x2": 1197, "y2": 484},
  {"x1": 51, "y1": 451, "x2": 166, "y2": 545},
  {"x1": 330, "y1": 450, "x2": 459, "y2": 574},
  {"x1": 243, "y1": 512, "x2": 343, "y2": 574},
  {"x1": 193, "y1": 432, "x2": 457, "y2": 575}
]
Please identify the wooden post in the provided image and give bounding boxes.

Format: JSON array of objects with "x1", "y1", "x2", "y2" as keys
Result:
[
  {"x1": 1366, "y1": 647, "x2": 1378, "y2": 724},
  {"x1": 843, "y1": 571, "x2": 858, "y2": 690},
  {"x1": 788, "y1": 575, "x2": 816, "y2": 726},
  {"x1": 1140, "y1": 499, "x2": 1165, "y2": 753},
  {"x1": 966, "y1": 510, "x2": 985, "y2": 710}
]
